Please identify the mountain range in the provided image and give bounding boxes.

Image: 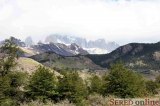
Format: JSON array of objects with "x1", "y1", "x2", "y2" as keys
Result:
[
  {"x1": 30, "y1": 41, "x2": 160, "y2": 78},
  {"x1": 31, "y1": 42, "x2": 88, "y2": 56},
  {"x1": 1, "y1": 36, "x2": 160, "y2": 78},
  {"x1": 4, "y1": 35, "x2": 119, "y2": 56},
  {"x1": 2, "y1": 37, "x2": 89, "y2": 57},
  {"x1": 45, "y1": 34, "x2": 119, "y2": 54}
]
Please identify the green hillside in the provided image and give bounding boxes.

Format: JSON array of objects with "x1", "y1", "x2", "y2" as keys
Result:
[{"x1": 30, "y1": 52, "x2": 104, "y2": 71}]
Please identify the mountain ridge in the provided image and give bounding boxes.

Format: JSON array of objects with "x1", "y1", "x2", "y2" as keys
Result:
[
  {"x1": 0, "y1": 37, "x2": 89, "y2": 57},
  {"x1": 45, "y1": 34, "x2": 119, "y2": 54},
  {"x1": 1, "y1": 36, "x2": 160, "y2": 77},
  {"x1": 86, "y1": 42, "x2": 160, "y2": 75}
]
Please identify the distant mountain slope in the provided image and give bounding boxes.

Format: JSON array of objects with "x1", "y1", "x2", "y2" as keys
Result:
[
  {"x1": 87, "y1": 42, "x2": 160, "y2": 74},
  {"x1": 31, "y1": 43, "x2": 74, "y2": 56},
  {"x1": 25, "y1": 36, "x2": 34, "y2": 47},
  {"x1": 45, "y1": 34, "x2": 119, "y2": 54},
  {"x1": 0, "y1": 37, "x2": 88, "y2": 57},
  {"x1": 2, "y1": 37, "x2": 160, "y2": 76},
  {"x1": 31, "y1": 43, "x2": 88, "y2": 56},
  {"x1": 30, "y1": 42, "x2": 160, "y2": 76},
  {"x1": 30, "y1": 52, "x2": 103, "y2": 70}
]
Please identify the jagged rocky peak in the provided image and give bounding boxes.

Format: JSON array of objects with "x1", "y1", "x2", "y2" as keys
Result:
[
  {"x1": 87, "y1": 39, "x2": 107, "y2": 49},
  {"x1": 45, "y1": 34, "x2": 119, "y2": 54},
  {"x1": 0, "y1": 36, "x2": 88, "y2": 56},
  {"x1": 25, "y1": 36, "x2": 34, "y2": 47},
  {"x1": 69, "y1": 43, "x2": 80, "y2": 50},
  {"x1": 31, "y1": 43, "x2": 74, "y2": 56},
  {"x1": 68, "y1": 43, "x2": 88, "y2": 55},
  {"x1": 45, "y1": 35, "x2": 58, "y2": 43},
  {"x1": 31, "y1": 42, "x2": 88, "y2": 56}
]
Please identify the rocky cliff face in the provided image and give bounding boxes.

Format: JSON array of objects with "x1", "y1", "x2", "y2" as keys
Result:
[{"x1": 25, "y1": 36, "x2": 34, "y2": 47}]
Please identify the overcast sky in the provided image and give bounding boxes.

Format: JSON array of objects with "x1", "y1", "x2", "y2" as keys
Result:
[{"x1": 0, "y1": 0, "x2": 160, "y2": 45}]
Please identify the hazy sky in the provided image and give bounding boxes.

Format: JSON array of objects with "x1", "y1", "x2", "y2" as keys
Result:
[{"x1": 0, "y1": 0, "x2": 160, "y2": 45}]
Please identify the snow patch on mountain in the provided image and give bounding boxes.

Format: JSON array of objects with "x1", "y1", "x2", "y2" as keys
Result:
[
  {"x1": 84, "y1": 48, "x2": 109, "y2": 54},
  {"x1": 45, "y1": 34, "x2": 119, "y2": 54}
]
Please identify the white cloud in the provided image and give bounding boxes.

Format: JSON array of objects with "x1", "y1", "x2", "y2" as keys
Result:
[{"x1": 0, "y1": 0, "x2": 160, "y2": 44}]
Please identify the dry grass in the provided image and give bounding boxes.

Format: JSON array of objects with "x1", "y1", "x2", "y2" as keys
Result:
[
  {"x1": 78, "y1": 70, "x2": 92, "y2": 81},
  {"x1": 15, "y1": 57, "x2": 41, "y2": 74},
  {"x1": 86, "y1": 94, "x2": 116, "y2": 106},
  {"x1": 14, "y1": 57, "x2": 62, "y2": 77},
  {"x1": 20, "y1": 47, "x2": 36, "y2": 56},
  {"x1": 20, "y1": 100, "x2": 75, "y2": 106}
]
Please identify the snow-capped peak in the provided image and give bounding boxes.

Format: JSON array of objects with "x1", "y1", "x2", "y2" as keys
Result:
[{"x1": 45, "y1": 34, "x2": 119, "y2": 54}]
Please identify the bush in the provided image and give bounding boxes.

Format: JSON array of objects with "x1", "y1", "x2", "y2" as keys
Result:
[
  {"x1": 89, "y1": 75, "x2": 103, "y2": 94},
  {"x1": 103, "y1": 62, "x2": 147, "y2": 98},
  {"x1": 27, "y1": 66, "x2": 58, "y2": 101},
  {"x1": 146, "y1": 80, "x2": 159, "y2": 95},
  {"x1": 0, "y1": 98, "x2": 17, "y2": 106},
  {"x1": 0, "y1": 71, "x2": 27, "y2": 105},
  {"x1": 58, "y1": 71, "x2": 87, "y2": 104},
  {"x1": 0, "y1": 76, "x2": 11, "y2": 104}
]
